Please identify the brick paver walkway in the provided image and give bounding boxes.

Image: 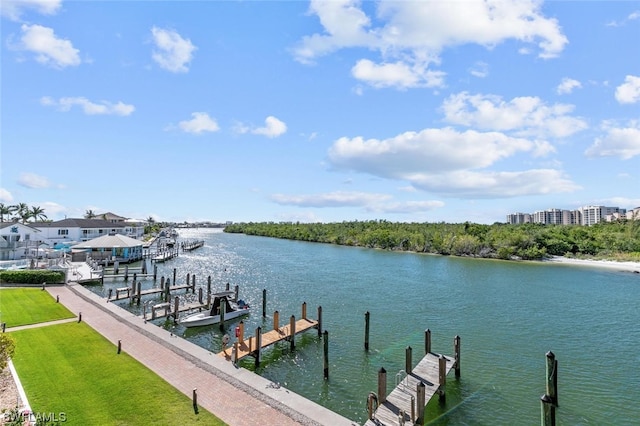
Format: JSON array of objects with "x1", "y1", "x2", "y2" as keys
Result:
[{"x1": 41, "y1": 284, "x2": 356, "y2": 426}]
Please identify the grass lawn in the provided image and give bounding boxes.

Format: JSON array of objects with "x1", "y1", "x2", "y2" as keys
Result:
[
  {"x1": 0, "y1": 288, "x2": 75, "y2": 327},
  {"x1": 9, "y1": 322, "x2": 225, "y2": 425}
]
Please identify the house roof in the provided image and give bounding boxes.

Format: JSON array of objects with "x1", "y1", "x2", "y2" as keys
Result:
[
  {"x1": 34, "y1": 218, "x2": 125, "y2": 229},
  {"x1": 0, "y1": 221, "x2": 41, "y2": 232},
  {"x1": 72, "y1": 234, "x2": 143, "y2": 249}
]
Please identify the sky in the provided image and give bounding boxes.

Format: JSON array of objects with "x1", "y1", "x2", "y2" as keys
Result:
[{"x1": 1, "y1": 0, "x2": 639, "y2": 224}]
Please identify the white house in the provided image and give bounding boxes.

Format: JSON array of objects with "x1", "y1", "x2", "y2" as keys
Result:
[
  {"x1": 0, "y1": 222, "x2": 42, "y2": 261},
  {"x1": 71, "y1": 234, "x2": 144, "y2": 263},
  {"x1": 34, "y1": 218, "x2": 127, "y2": 245}
]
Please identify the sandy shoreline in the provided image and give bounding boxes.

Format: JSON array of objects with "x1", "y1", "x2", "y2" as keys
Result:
[{"x1": 541, "y1": 256, "x2": 640, "y2": 273}]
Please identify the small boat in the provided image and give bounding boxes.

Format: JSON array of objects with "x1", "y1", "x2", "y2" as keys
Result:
[{"x1": 179, "y1": 292, "x2": 250, "y2": 328}]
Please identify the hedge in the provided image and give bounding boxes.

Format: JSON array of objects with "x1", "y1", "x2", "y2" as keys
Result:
[{"x1": 0, "y1": 270, "x2": 65, "y2": 284}]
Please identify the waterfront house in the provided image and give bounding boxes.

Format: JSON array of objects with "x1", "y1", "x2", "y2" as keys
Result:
[
  {"x1": 0, "y1": 222, "x2": 42, "y2": 261},
  {"x1": 34, "y1": 218, "x2": 126, "y2": 246},
  {"x1": 71, "y1": 234, "x2": 144, "y2": 263}
]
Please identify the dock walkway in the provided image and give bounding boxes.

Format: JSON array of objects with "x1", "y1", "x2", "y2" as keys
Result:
[{"x1": 365, "y1": 352, "x2": 455, "y2": 425}]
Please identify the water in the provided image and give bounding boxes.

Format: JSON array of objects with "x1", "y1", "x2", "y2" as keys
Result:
[{"x1": 87, "y1": 228, "x2": 640, "y2": 425}]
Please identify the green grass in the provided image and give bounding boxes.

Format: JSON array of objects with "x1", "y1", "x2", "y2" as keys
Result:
[
  {"x1": 9, "y1": 322, "x2": 225, "y2": 425},
  {"x1": 0, "y1": 288, "x2": 75, "y2": 327}
]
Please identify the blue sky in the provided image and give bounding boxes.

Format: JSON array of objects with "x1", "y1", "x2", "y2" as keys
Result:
[{"x1": 1, "y1": 0, "x2": 639, "y2": 224}]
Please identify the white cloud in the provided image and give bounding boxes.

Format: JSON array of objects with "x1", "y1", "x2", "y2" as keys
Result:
[
  {"x1": 17, "y1": 24, "x2": 80, "y2": 68},
  {"x1": 17, "y1": 172, "x2": 50, "y2": 189},
  {"x1": 1, "y1": 0, "x2": 62, "y2": 21},
  {"x1": 441, "y1": 92, "x2": 588, "y2": 138},
  {"x1": 237, "y1": 116, "x2": 287, "y2": 138},
  {"x1": 0, "y1": 188, "x2": 14, "y2": 203},
  {"x1": 328, "y1": 127, "x2": 580, "y2": 198},
  {"x1": 604, "y1": 197, "x2": 640, "y2": 208},
  {"x1": 294, "y1": 0, "x2": 567, "y2": 89},
  {"x1": 351, "y1": 59, "x2": 446, "y2": 89},
  {"x1": 151, "y1": 27, "x2": 196, "y2": 73},
  {"x1": 270, "y1": 190, "x2": 444, "y2": 215},
  {"x1": 178, "y1": 112, "x2": 219, "y2": 134},
  {"x1": 585, "y1": 122, "x2": 640, "y2": 160},
  {"x1": 615, "y1": 75, "x2": 640, "y2": 104},
  {"x1": 469, "y1": 61, "x2": 489, "y2": 78},
  {"x1": 270, "y1": 191, "x2": 390, "y2": 208},
  {"x1": 557, "y1": 78, "x2": 582, "y2": 95},
  {"x1": 40, "y1": 96, "x2": 135, "y2": 116}
]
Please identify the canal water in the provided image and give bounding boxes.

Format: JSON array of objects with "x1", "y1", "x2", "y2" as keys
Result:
[{"x1": 87, "y1": 228, "x2": 640, "y2": 425}]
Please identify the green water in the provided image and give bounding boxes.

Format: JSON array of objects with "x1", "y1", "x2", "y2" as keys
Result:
[{"x1": 95, "y1": 229, "x2": 640, "y2": 425}]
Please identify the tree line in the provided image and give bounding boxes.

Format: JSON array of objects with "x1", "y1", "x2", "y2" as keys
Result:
[
  {"x1": 0, "y1": 203, "x2": 47, "y2": 223},
  {"x1": 224, "y1": 220, "x2": 640, "y2": 261}
]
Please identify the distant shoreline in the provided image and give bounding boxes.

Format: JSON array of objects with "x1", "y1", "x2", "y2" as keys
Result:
[{"x1": 541, "y1": 256, "x2": 640, "y2": 273}]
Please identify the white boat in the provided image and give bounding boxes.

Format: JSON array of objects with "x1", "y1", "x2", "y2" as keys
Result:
[{"x1": 179, "y1": 292, "x2": 250, "y2": 328}]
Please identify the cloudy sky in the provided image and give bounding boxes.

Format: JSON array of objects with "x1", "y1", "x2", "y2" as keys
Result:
[{"x1": 1, "y1": 0, "x2": 639, "y2": 224}]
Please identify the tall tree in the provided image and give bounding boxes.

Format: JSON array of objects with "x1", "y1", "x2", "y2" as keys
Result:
[
  {"x1": 146, "y1": 216, "x2": 155, "y2": 225},
  {"x1": 0, "y1": 203, "x2": 15, "y2": 222},
  {"x1": 14, "y1": 203, "x2": 30, "y2": 223},
  {"x1": 29, "y1": 206, "x2": 48, "y2": 222},
  {"x1": 84, "y1": 209, "x2": 96, "y2": 219}
]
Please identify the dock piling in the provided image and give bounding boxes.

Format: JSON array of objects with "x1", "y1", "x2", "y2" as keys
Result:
[
  {"x1": 117, "y1": 340, "x2": 121, "y2": 354},
  {"x1": 365, "y1": 311, "x2": 370, "y2": 351},
  {"x1": 454, "y1": 335, "x2": 461, "y2": 377},
  {"x1": 255, "y1": 326, "x2": 262, "y2": 368},
  {"x1": 405, "y1": 346, "x2": 412, "y2": 374},
  {"x1": 323, "y1": 330, "x2": 329, "y2": 380},
  {"x1": 262, "y1": 289, "x2": 267, "y2": 318},
  {"x1": 546, "y1": 351, "x2": 558, "y2": 407},
  {"x1": 438, "y1": 355, "x2": 447, "y2": 401},
  {"x1": 302, "y1": 302, "x2": 307, "y2": 320},
  {"x1": 378, "y1": 367, "x2": 387, "y2": 403},
  {"x1": 219, "y1": 298, "x2": 226, "y2": 331},
  {"x1": 416, "y1": 381, "x2": 426, "y2": 425},
  {"x1": 425, "y1": 328, "x2": 431, "y2": 354},
  {"x1": 273, "y1": 310, "x2": 279, "y2": 331},
  {"x1": 290, "y1": 315, "x2": 296, "y2": 350},
  {"x1": 317, "y1": 306, "x2": 323, "y2": 336},
  {"x1": 192, "y1": 388, "x2": 198, "y2": 414}
]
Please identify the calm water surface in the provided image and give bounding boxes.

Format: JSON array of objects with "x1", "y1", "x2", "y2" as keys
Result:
[{"x1": 88, "y1": 229, "x2": 640, "y2": 425}]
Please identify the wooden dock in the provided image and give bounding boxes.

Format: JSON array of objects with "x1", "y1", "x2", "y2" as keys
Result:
[
  {"x1": 364, "y1": 332, "x2": 460, "y2": 425},
  {"x1": 217, "y1": 303, "x2": 321, "y2": 365}
]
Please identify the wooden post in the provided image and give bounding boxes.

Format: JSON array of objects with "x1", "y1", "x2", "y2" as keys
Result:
[
  {"x1": 56, "y1": 295, "x2": 59, "y2": 303},
  {"x1": 405, "y1": 346, "x2": 412, "y2": 374},
  {"x1": 540, "y1": 394, "x2": 555, "y2": 426},
  {"x1": 133, "y1": 272, "x2": 137, "y2": 284},
  {"x1": 225, "y1": 282, "x2": 230, "y2": 291},
  {"x1": 207, "y1": 293, "x2": 211, "y2": 309},
  {"x1": 198, "y1": 288, "x2": 203, "y2": 304},
  {"x1": 153, "y1": 264, "x2": 157, "y2": 281},
  {"x1": 233, "y1": 341, "x2": 239, "y2": 364},
  {"x1": 416, "y1": 381, "x2": 426, "y2": 425},
  {"x1": 187, "y1": 273, "x2": 190, "y2": 288},
  {"x1": 160, "y1": 276, "x2": 165, "y2": 289},
  {"x1": 290, "y1": 315, "x2": 296, "y2": 351},
  {"x1": 136, "y1": 282, "x2": 142, "y2": 306},
  {"x1": 117, "y1": 340, "x2": 121, "y2": 354},
  {"x1": 173, "y1": 296, "x2": 179, "y2": 323},
  {"x1": 255, "y1": 326, "x2": 262, "y2": 368},
  {"x1": 114, "y1": 261, "x2": 119, "y2": 274},
  {"x1": 207, "y1": 276, "x2": 211, "y2": 294},
  {"x1": 273, "y1": 310, "x2": 279, "y2": 331},
  {"x1": 78, "y1": 312, "x2": 82, "y2": 323},
  {"x1": 192, "y1": 388, "x2": 198, "y2": 414},
  {"x1": 124, "y1": 265, "x2": 129, "y2": 281},
  {"x1": 378, "y1": 367, "x2": 387, "y2": 403},
  {"x1": 1, "y1": 323, "x2": 5, "y2": 333},
  {"x1": 262, "y1": 289, "x2": 267, "y2": 318},
  {"x1": 234, "y1": 284, "x2": 239, "y2": 302},
  {"x1": 546, "y1": 351, "x2": 558, "y2": 407},
  {"x1": 302, "y1": 302, "x2": 307, "y2": 320},
  {"x1": 239, "y1": 320, "x2": 245, "y2": 342},
  {"x1": 364, "y1": 311, "x2": 370, "y2": 351},
  {"x1": 142, "y1": 260, "x2": 147, "y2": 275},
  {"x1": 438, "y1": 355, "x2": 447, "y2": 401},
  {"x1": 367, "y1": 392, "x2": 376, "y2": 420},
  {"x1": 454, "y1": 335, "x2": 461, "y2": 378},
  {"x1": 219, "y1": 298, "x2": 226, "y2": 330},
  {"x1": 425, "y1": 328, "x2": 431, "y2": 354},
  {"x1": 411, "y1": 395, "x2": 415, "y2": 424},
  {"x1": 317, "y1": 306, "x2": 323, "y2": 336},
  {"x1": 107, "y1": 289, "x2": 112, "y2": 301},
  {"x1": 192, "y1": 274, "x2": 196, "y2": 293},
  {"x1": 143, "y1": 303, "x2": 147, "y2": 320},
  {"x1": 173, "y1": 268, "x2": 176, "y2": 286},
  {"x1": 323, "y1": 330, "x2": 329, "y2": 380}
]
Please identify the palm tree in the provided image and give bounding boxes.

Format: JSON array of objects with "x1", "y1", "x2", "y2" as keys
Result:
[
  {"x1": 14, "y1": 203, "x2": 30, "y2": 223},
  {"x1": 0, "y1": 203, "x2": 14, "y2": 222},
  {"x1": 146, "y1": 216, "x2": 155, "y2": 225},
  {"x1": 29, "y1": 206, "x2": 47, "y2": 222},
  {"x1": 84, "y1": 209, "x2": 96, "y2": 219}
]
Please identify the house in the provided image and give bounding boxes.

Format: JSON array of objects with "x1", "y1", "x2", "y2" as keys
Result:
[
  {"x1": 70, "y1": 234, "x2": 144, "y2": 263},
  {"x1": 0, "y1": 222, "x2": 42, "y2": 261},
  {"x1": 34, "y1": 218, "x2": 127, "y2": 245}
]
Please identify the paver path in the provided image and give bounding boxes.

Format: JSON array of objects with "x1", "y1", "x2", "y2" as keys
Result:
[{"x1": 41, "y1": 284, "x2": 356, "y2": 426}]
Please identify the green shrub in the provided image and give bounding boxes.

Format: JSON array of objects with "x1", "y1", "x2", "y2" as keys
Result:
[{"x1": 0, "y1": 270, "x2": 65, "y2": 284}]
